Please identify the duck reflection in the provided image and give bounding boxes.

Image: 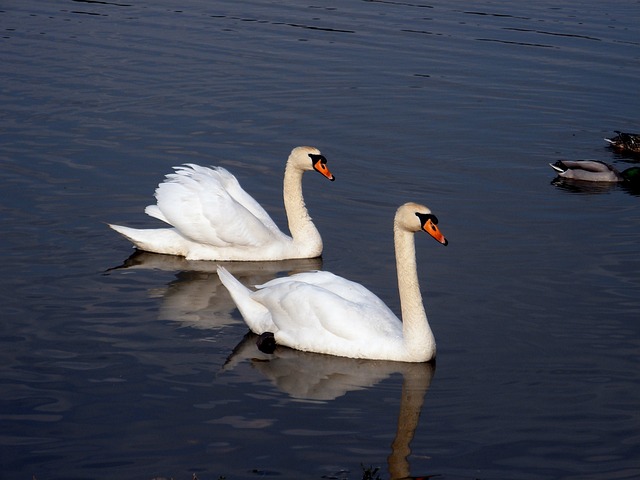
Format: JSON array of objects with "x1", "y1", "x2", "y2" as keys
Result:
[
  {"x1": 108, "y1": 250, "x2": 322, "y2": 329},
  {"x1": 224, "y1": 333, "x2": 435, "y2": 479},
  {"x1": 550, "y1": 177, "x2": 640, "y2": 196},
  {"x1": 550, "y1": 177, "x2": 613, "y2": 194}
]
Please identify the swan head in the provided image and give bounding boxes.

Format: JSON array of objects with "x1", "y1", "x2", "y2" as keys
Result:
[
  {"x1": 288, "y1": 146, "x2": 335, "y2": 181},
  {"x1": 396, "y1": 202, "x2": 448, "y2": 246}
]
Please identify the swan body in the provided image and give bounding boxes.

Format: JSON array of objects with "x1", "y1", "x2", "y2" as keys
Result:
[
  {"x1": 218, "y1": 202, "x2": 448, "y2": 363},
  {"x1": 605, "y1": 131, "x2": 640, "y2": 154},
  {"x1": 109, "y1": 146, "x2": 334, "y2": 261},
  {"x1": 549, "y1": 160, "x2": 640, "y2": 183}
]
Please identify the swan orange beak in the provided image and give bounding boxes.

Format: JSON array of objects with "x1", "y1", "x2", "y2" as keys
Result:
[
  {"x1": 313, "y1": 159, "x2": 335, "y2": 181},
  {"x1": 423, "y1": 219, "x2": 448, "y2": 246}
]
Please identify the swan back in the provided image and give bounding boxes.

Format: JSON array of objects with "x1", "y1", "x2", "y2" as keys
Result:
[{"x1": 152, "y1": 164, "x2": 285, "y2": 247}]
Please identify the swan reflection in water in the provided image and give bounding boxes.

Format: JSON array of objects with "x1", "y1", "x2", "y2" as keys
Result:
[
  {"x1": 224, "y1": 333, "x2": 435, "y2": 480},
  {"x1": 108, "y1": 250, "x2": 322, "y2": 329},
  {"x1": 109, "y1": 251, "x2": 435, "y2": 478}
]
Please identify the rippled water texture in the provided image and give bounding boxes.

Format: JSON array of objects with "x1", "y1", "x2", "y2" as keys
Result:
[{"x1": 1, "y1": 1, "x2": 639, "y2": 479}]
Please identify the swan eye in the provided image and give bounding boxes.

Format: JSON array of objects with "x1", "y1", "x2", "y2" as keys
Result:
[{"x1": 415, "y1": 212, "x2": 438, "y2": 226}]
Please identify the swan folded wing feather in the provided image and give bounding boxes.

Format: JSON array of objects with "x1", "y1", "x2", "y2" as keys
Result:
[
  {"x1": 198, "y1": 184, "x2": 288, "y2": 248},
  {"x1": 151, "y1": 174, "x2": 228, "y2": 246},
  {"x1": 151, "y1": 164, "x2": 288, "y2": 248},
  {"x1": 144, "y1": 204, "x2": 171, "y2": 225},
  {"x1": 252, "y1": 273, "x2": 402, "y2": 345},
  {"x1": 256, "y1": 271, "x2": 392, "y2": 312},
  {"x1": 211, "y1": 166, "x2": 282, "y2": 236},
  {"x1": 275, "y1": 288, "x2": 402, "y2": 357}
]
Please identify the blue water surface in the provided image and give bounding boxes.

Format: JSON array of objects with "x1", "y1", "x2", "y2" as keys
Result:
[{"x1": 1, "y1": 1, "x2": 639, "y2": 479}]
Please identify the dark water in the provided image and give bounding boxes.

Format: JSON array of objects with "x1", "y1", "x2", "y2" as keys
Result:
[{"x1": 2, "y1": 1, "x2": 639, "y2": 479}]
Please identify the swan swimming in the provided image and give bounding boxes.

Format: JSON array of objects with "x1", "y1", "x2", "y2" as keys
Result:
[
  {"x1": 109, "y1": 146, "x2": 335, "y2": 261},
  {"x1": 217, "y1": 202, "x2": 448, "y2": 362}
]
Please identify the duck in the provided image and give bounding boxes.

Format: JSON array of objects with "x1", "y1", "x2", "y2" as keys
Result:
[
  {"x1": 604, "y1": 131, "x2": 640, "y2": 154},
  {"x1": 109, "y1": 146, "x2": 335, "y2": 261},
  {"x1": 217, "y1": 202, "x2": 448, "y2": 363},
  {"x1": 549, "y1": 160, "x2": 640, "y2": 183}
]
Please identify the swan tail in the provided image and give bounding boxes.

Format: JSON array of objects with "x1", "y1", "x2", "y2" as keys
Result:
[
  {"x1": 109, "y1": 224, "x2": 191, "y2": 256},
  {"x1": 109, "y1": 223, "x2": 146, "y2": 246},
  {"x1": 217, "y1": 266, "x2": 273, "y2": 334}
]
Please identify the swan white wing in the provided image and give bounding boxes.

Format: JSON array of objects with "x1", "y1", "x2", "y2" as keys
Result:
[
  {"x1": 209, "y1": 165, "x2": 282, "y2": 235},
  {"x1": 253, "y1": 272, "x2": 402, "y2": 342},
  {"x1": 151, "y1": 165, "x2": 287, "y2": 247},
  {"x1": 144, "y1": 204, "x2": 169, "y2": 224},
  {"x1": 256, "y1": 271, "x2": 392, "y2": 311}
]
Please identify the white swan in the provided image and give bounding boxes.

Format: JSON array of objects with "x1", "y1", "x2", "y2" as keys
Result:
[
  {"x1": 109, "y1": 146, "x2": 335, "y2": 261},
  {"x1": 217, "y1": 202, "x2": 448, "y2": 362}
]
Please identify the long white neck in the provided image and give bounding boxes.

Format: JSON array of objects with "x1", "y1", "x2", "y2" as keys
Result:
[
  {"x1": 283, "y1": 161, "x2": 323, "y2": 257},
  {"x1": 394, "y1": 224, "x2": 435, "y2": 361}
]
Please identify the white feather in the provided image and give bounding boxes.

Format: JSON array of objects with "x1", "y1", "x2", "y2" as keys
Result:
[
  {"x1": 109, "y1": 146, "x2": 334, "y2": 261},
  {"x1": 218, "y1": 202, "x2": 448, "y2": 363}
]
